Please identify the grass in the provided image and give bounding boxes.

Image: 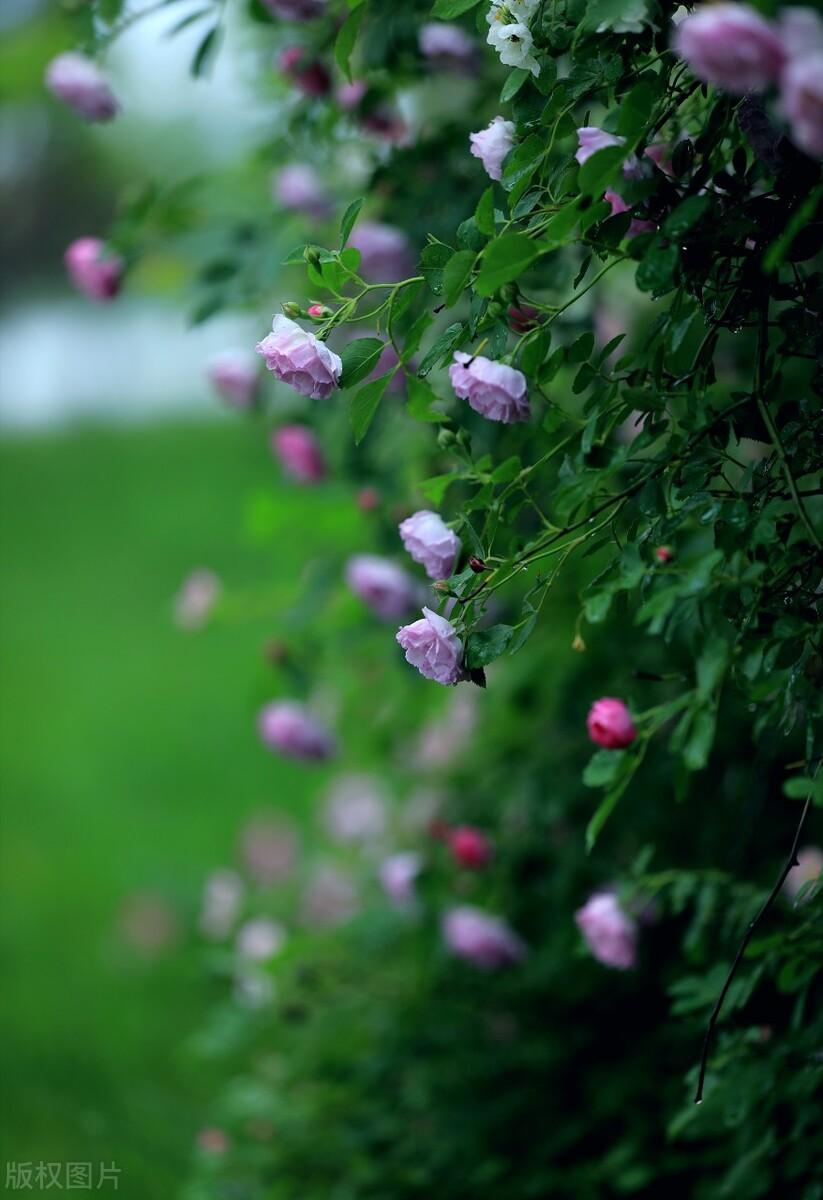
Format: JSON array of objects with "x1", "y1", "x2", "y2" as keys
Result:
[{"x1": 0, "y1": 417, "x2": 367, "y2": 1197}]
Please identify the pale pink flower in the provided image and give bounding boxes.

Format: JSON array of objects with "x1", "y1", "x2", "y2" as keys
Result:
[
  {"x1": 779, "y1": 7, "x2": 823, "y2": 59},
  {"x1": 469, "y1": 116, "x2": 515, "y2": 181},
  {"x1": 780, "y1": 52, "x2": 823, "y2": 157},
  {"x1": 674, "y1": 3, "x2": 785, "y2": 93},
  {"x1": 257, "y1": 700, "x2": 335, "y2": 762},
  {"x1": 379, "y1": 852, "x2": 421, "y2": 906},
  {"x1": 301, "y1": 866, "x2": 360, "y2": 926},
  {"x1": 575, "y1": 892, "x2": 637, "y2": 969},
  {"x1": 238, "y1": 815, "x2": 298, "y2": 885},
  {"x1": 45, "y1": 52, "x2": 119, "y2": 122},
  {"x1": 200, "y1": 869, "x2": 245, "y2": 939},
  {"x1": 64, "y1": 238, "x2": 123, "y2": 302},
  {"x1": 587, "y1": 697, "x2": 637, "y2": 749},
  {"x1": 261, "y1": 0, "x2": 326, "y2": 19},
  {"x1": 256, "y1": 315, "x2": 342, "y2": 399},
  {"x1": 273, "y1": 164, "x2": 332, "y2": 218},
  {"x1": 174, "y1": 569, "x2": 221, "y2": 631},
  {"x1": 449, "y1": 352, "x2": 530, "y2": 424},
  {"x1": 419, "y1": 22, "x2": 477, "y2": 71},
  {"x1": 396, "y1": 607, "x2": 465, "y2": 686},
  {"x1": 603, "y1": 189, "x2": 656, "y2": 238},
  {"x1": 412, "y1": 690, "x2": 477, "y2": 768},
  {"x1": 271, "y1": 425, "x2": 326, "y2": 483},
  {"x1": 323, "y1": 773, "x2": 387, "y2": 844},
  {"x1": 349, "y1": 221, "x2": 415, "y2": 283},
  {"x1": 208, "y1": 350, "x2": 259, "y2": 408},
  {"x1": 399, "y1": 510, "x2": 461, "y2": 580},
  {"x1": 236, "y1": 916, "x2": 286, "y2": 961},
  {"x1": 575, "y1": 126, "x2": 624, "y2": 166},
  {"x1": 443, "y1": 905, "x2": 527, "y2": 969},
  {"x1": 783, "y1": 846, "x2": 823, "y2": 902},
  {"x1": 337, "y1": 79, "x2": 368, "y2": 110},
  {"x1": 346, "y1": 554, "x2": 419, "y2": 621}
]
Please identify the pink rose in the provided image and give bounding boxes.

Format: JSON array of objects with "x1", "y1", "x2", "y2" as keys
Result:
[
  {"x1": 780, "y1": 52, "x2": 823, "y2": 157},
  {"x1": 379, "y1": 852, "x2": 422, "y2": 906},
  {"x1": 783, "y1": 845, "x2": 823, "y2": 902},
  {"x1": 45, "y1": 52, "x2": 119, "y2": 122},
  {"x1": 272, "y1": 164, "x2": 332, "y2": 218},
  {"x1": 278, "y1": 46, "x2": 331, "y2": 95},
  {"x1": 256, "y1": 315, "x2": 342, "y2": 399},
  {"x1": 674, "y1": 3, "x2": 785, "y2": 94},
  {"x1": 448, "y1": 825, "x2": 493, "y2": 869},
  {"x1": 507, "y1": 303, "x2": 541, "y2": 333},
  {"x1": 208, "y1": 350, "x2": 259, "y2": 408},
  {"x1": 398, "y1": 510, "x2": 461, "y2": 580},
  {"x1": 396, "y1": 606, "x2": 465, "y2": 686},
  {"x1": 575, "y1": 892, "x2": 637, "y2": 970},
  {"x1": 587, "y1": 697, "x2": 637, "y2": 749},
  {"x1": 419, "y1": 23, "x2": 477, "y2": 71},
  {"x1": 346, "y1": 554, "x2": 419, "y2": 620},
  {"x1": 324, "y1": 773, "x2": 387, "y2": 843},
  {"x1": 261, "y1": 0, "x2": 326, "y2": 19},
  {"x1": 271, "y1": 424, "x2": 326, "y2": 483},
  {"x1": 337, "y1": 79, "x2": 368, "y2": 110},
  {"x1": 603, "y1": 190, "x2": 656, "y2": 238},
  {"x1": 575, "y1": 126, "x2": 624, "y2": 166},
  {"x1": 64, "y1": 238, "x2": 123, "y2": 302},
  {"x1": 469, "y1": 115, "x2": 515, "y2": 181},
  {"x1": 257, "y1": 700, "x2": 335, "y2": 761},
  {"x1": 349, "y1": 221, "x2": 415, "y2": 283},
  {"x1": 442, "y1": 905, "x2": 526, "y2": 969},
  {"x1": 779, "y1": 7, "x2": 823, "y2": 60},
  {"x1": 449, "y1": 352, "x2": 530, "y2": 424}
]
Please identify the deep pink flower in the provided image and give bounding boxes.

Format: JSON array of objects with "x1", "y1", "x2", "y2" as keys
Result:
[
  {"x1": 271, "y1": 425, "x2": 326, "y2": 483},
  {"x1": 442, "y1": 905, "x2": 526, "y2": 969},
  {"x1": 674, "y1": 3, "x2": 785, "y2": 94},
  {"x1": 256, "y1": 315, "x2": 342, "y2": 399},
  {"x1": 655, "y1": 545, "x2": 674, "y2": 563},
  {"x1": 469, "y1": 116, "x2": 515, "y2": 181},
  {"x1": 278, "y1": 46, "x2": 331, "y2": 95},
  {"x1": 379, "y1": 852, "x2": 422, "y2": 907},
  {"x1": 396, "y1": 607, "x2": 465, "y2": 685},
  {"x1": 448, "y1": 826, "x2": 493, "y2": 869},
  {"x1": 208, "y1": 350, "x2": 259, "y2": 408},
  {"x1": 399, "y1": 510, "x2": 461, "y2": 580},
  {"x1": 261, "y1": 0, "x2": 326, "y2": 19},
  {"x1": 272, "y1": 164, "x2": 332, "y2": 218},
  {"x1": 346, "y1": 555, "x2": 419, "y2": 620},
  {"x1": 575, "y1": 892, "x2": 637, "y2": 970},
  {"x1": 64, "y1": 238, "x2": 123, "y2": 302},
  {"x1": 587, "y1": 698, "x2": 637, "y2": 750},
  {"x1": 449, "y1": 352, "x2": 530, "y2": 424},
  {"x1": 45, "y1": 52, "x2": 119, "y2": 122},
  {"x1": 507, "y1": 303, "x2": 541, "y2": 334},
  {"x1": 420, "y1": 22, "x2": 477, "y2": 71},
  {"x1": 349, "y1": 221, "x2": 414, "y2": 283},
  {"x1": 780, "y1": 52, "x2": 823, "y2": 157},
  {"x1": 257, "y1": 701, "x2": 335, "y2": 761},
  {"x1": 603, "y1": 190, "x2": 656, "y2": 238}
]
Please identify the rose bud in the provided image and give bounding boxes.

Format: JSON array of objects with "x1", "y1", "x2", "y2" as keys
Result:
[
  {"x1": 348, "y1": 221, "x2": 414, "y2": 283},
  {"x1": 345, "y1": 555, "x2": 420, "y2": 621},
  {"x1": 469, "y1": 115, "x2": 514, "y2": 181},
  {"x1": 281, "y1": 301, "x2": 304, "y2": 318},
  {"x1": 307, "y1": 303, "x2": 332, "y2": 319},
  {"x1": 442, "y1": 905, "x2": 527, "y2": 969},
  {"x1": 468, "y1": 556, "x2": 487, "y2": 573},
  {"x1": 673, "y1": 3, "x2": 785, "y2": 94},
  {"x1": 507, "y1": 303, "x2": 540, "y2": 334},
  {"x1": 64, "y1": 238, "x2": 123, "y2": 302},
  {"x1": 257, "y1": 700, "x2": 335, "y2": 762},
  {"x1": 271, "y1": 424, "x2": 326, "y2": 483},
  {"x1": 45, "y1": 52, "x2": 119, "y2": 122},
  {"x1": 256, "y1": 315, "x2": 342, "y2": 399},
  {"x1": 449, "y1": 352, "x2": 530, "y2": 424},
  {"x1": 448, "y1": 826, "x2": 493, "y2": 869},
  {"x1": 396, "y1": 607, "x2": 465, "y2": 685},
  {"x1": 379, "y1": 852, "x2": 421, "y2": 907},
  {"x1": 277, "y1": 46, "x2": 331, "y2": 96},
  {"x1": 575, "y1": 891, "x2": 637, "y2": 970},
  {"x1": 356, "y1": 487, "x2": 380, "y2": 511},
  {"x1": 586, "y1": 697, "x2": 637, "y2": 750},
  {"x1": 398, "y1": 510, "x2": 461, "y2": 581},
  {"x1": 655, "y1": 545, "x2": 674, "y2": 563},
  {"x1": 207, "y1": 350, "x2": 259, "y2": 409}
]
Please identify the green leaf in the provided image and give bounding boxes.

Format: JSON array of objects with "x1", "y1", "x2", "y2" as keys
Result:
[
  {"x1": 540, "y1": 199, "x2": 584, "y2": 246},
  {"x1": 191, "y1": 26, "x2": 220, "y2": 76},
  {"x1": 662, "y1": 195, "x2": 709, "y2": 238},
  {"x1": 618, "y1": 81, "x2": 656, "y2": 136},
  {"x1": 583, "y1": 0, "x2": 648, "y2": 33},
  {"x1": 335, "y1": 6, "x2": 364, "y2": 82},
  {"x1": 420, "y1": 242, "x2": 454, "y2": 295},
  {"x1": 475, "y1": 234, "x2": 540, "y2": 296},
  {"x1": 431, "y1": 0, "x2": 481, "y2": 14},
  {"x1": 500, "y1": 68, "x2": 530, "y2": 103},
  {"x1": 585, "y1": 775, "x2": 632, "y2": 852},
  {"x1": 582, "y1": 749, "x2": 626, "y2": 788},
  {"x1": 501, "y1": 133, "x2": 545, "y2": 194},
  {"x1": 475, "y1": 188, "x2": 496, "y2": 237},
  {"x1": 442, "y1": 250, "x2": 476, "y2": 307},
  {"x1": 406, "y1": 375, "x2": 447, "y2": 423},
  {"x1": 339, "y1": 337, "x2": 386, "y2": 389},
  {"x1": 418, "y1": 322, "x2": 464, "y2": 375},
  {"x1": 578, "y1": 144, "x2": 626, "y2": 196},
  {"x1": 348, "y1": 373, "x2": 391, "y2": 444},
  {"x1": 339, "y1": 198, "x2": 364, "y2": 248},
  {"x1": 419, "y1": 473, "x2": 457, "y2": 505},
  {"x1": 464, "y1": 624, "x2": 515, "y2": 669},
  {"x1": 783, "y1": 776, "x2": 823, "y2": 805},
  {"x1": 635, "y1": 241, "x2": 679, "y2": 294},
  {"x1": 763, "y1": 184, "x2": 822, "y2": 273},
  {"x1": 696, "y1": 635, "x2": 729, "y2": 697}
]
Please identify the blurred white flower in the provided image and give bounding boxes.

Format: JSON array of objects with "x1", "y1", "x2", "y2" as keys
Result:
[
  {"x1": 200, "y1": 869, "x2": 245, "y2": 939},
  {"x1": 323, "y1": 774, "x2": 388, "y2": 844},
  {"x1": 174, "y1": 568, "x2": 221, "y2": 631},
  {"x1": 236, "y1": 916, "x2": 287, "y2": 962},
  {"x1": 238, "y1": 815, "x2": 299, "y2": 886},
  {"x1": 486, "y1": 1, "x2": 540, "y2": 75},
  {"x1": 301, "y1": 866, "x2": 360, "y2": 927}
]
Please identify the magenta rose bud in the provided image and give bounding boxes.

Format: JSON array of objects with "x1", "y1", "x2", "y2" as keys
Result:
[
  {"x1": 346, "y1": 555, "x2": 419, "y2": 621},
  {"x1": 655, "y1": 545, "x2": 673, "y2": 563},
  {"x1": 448, "y1": 826, "x2": 493, "y2": 869},
  {"x1": 348, "y1": 221, "x2": 415, "y2": 283},
  {"x1": 396, "y1": 606, "x2": 465, "y2": 685},
  {"x1": 398, "y1": 510, "x2": 461, "y2": 580},
  {"x1": 603, "y1": 190, "x2": 656, "y2": 238},
  {"x1": 64, "y1": 238, "x2": 123, "y2": 302},
  {"x1": 449, "y1": 352, "x2": 530, "y2": 424},
  {"x1": 379, "y1": 852, "x2": 422, "y2": 907},
  {"x1": 469, "y1": 115, "x2": 514, "y2": 181},
  {"x1": 257, "y1": 700, "x2": 335, "y2": 762},
  {"x1": 272, "y1": 164, "x2": 332, "y2": 219},
  {"x1": 271, "y1": 424, "x2": 326, "y2": 483},
  {"x1": 442, "y1": 905, "x2": 526, "y2": 970},
  {"x1": 673, "y1": 3, "x2": 785, "y2": 94},
  {"x1": 261, "y1": 0, "x2": 326, "y2": 19},
  {"x1": 278, "y1": 46, "x2": 331, "y2": 95},
  {"x1": 507, "y1": 303, "x2": 540, "y2": 334},
  {"x1": 575, "y1": 892, "x2": 637, "y2": 970},
  {"x1": 208, "y1": 350, "x2": 259, "y2": 408},
  {"x1": 587, "y1": 697, "x2": 637, "y2": 750},
  {"x1": 780, "y1": 52, "x2": 823, "y2": 157},
  {"x1": 256, "y1": 315, "x2": 342, "y2": 399},
  {"x1": 45, "y1": 52, "x2": 119, "y2": 122},
  {"x1": 419, "y1": 23, "x2": 477, "y2": 72}
]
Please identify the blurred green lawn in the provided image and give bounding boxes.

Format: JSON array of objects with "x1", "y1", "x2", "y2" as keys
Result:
[{"x1": 0, "y1": 419, "x2": 364, "y2": 1197}]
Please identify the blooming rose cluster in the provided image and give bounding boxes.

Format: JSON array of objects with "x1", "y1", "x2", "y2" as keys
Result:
[
  {"x1": 486, "y1": 0, "x2": 541, "y2": 77},
  {"x1": 674, "y1": 3, "x2": 823, "y2": 157},
  {"x1": 449, "y1": 352, "x2": 530, "y2": 424},
  {"x1": 470, "y1": 116, "x2": 514, "y2": 181},
  {"x1": 396, "y1": 607, "x2": 465, "y2": 686},
  {"x1": 256, "y1": 315, "x2": 342, "y2": 398},
  {"x1": 575, "y1": 892, "x2": 637, "y2": 970},
  {"x1": 398, "y1": 510, "x2": 461, "y2": 580}
]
